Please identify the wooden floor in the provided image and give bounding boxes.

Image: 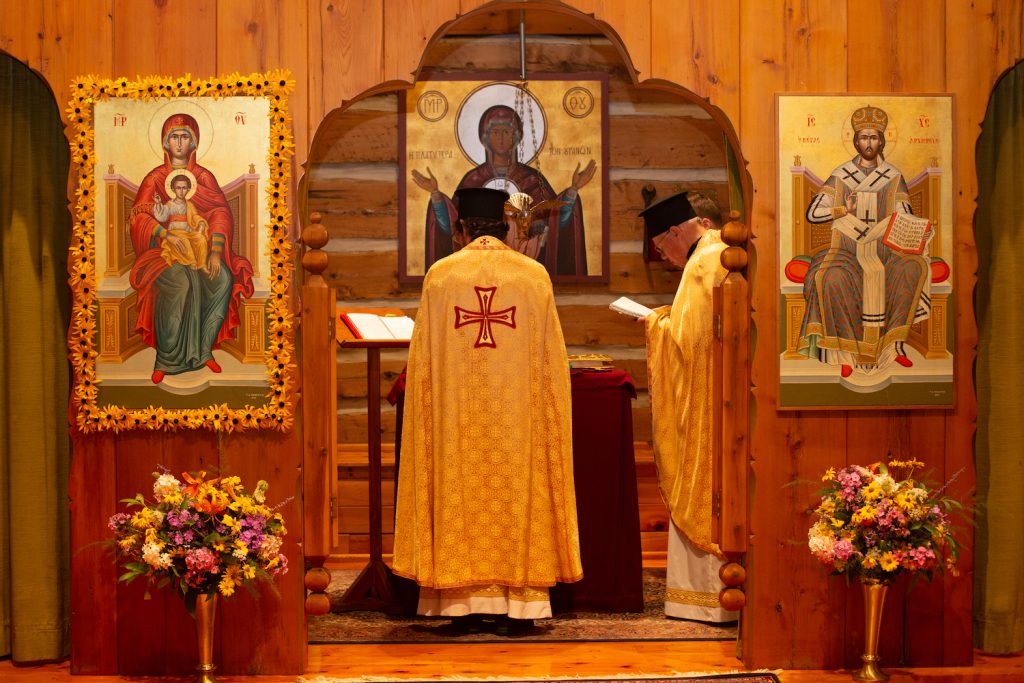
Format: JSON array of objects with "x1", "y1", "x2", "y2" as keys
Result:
[{"x1": 3, "y1": 642, "x2": 1024, "y2": 683}]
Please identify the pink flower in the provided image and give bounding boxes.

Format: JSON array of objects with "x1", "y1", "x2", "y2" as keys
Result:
[
  {"x1": 186, "y1": 547, "x2": 219, "y2": 575},
  {"x1": 909, "y1": 546, "x2": 936, "y2": 569},
  {"x1": 833, "y1": 540, "x2": 859, "y2": 562},
  {"x1": 107, "y1": 512, "x2": 130, "y2": 531},
  {"x1": 836, "y1": 468, "x2": 866, "y2": 502}
]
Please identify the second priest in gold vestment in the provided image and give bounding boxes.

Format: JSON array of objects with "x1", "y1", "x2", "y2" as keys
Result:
[
  {"x1": 643, "y1": 192, "x2": 737, "y2": 623},
  {"x1": 393, "y1": 187, "x2": 582, "y2": 627}
]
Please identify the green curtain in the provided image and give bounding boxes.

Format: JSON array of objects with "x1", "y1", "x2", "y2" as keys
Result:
[
  {"x1": 0, "y1": 54, "x2": 72, "y2": 663},
  {"x1": 975, "y1": 62, "x2": 1024, "y2": 655}
]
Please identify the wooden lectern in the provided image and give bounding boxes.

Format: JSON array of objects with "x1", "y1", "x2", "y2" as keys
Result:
[{"x1": 335, "y1": 308, "x2": 408, "y2": 614}]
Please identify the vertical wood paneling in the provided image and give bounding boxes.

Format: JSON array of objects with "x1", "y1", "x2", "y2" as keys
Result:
[
  {"x1": 45, "y1": 1, "x2": 115, "y2": 108},
  {"x1": 739, "y1": 0, "x2": 785, "y2": 665},
  {"x1": 382, "y1": 0, "x2": 459, "y2": 83},
  {"x1": 111, "y1": 0, "x2": 217, "y2": 76},
  {"x1": 68, "y1": 434, "x2": 118, "y2": 673},
  {"x1": 215, "y1": 0, "x2": 311, "y2": 171},
  {"x1": 459, "y1": 0, "x2": 493, "y2": 13},
  {"x1": 906, "y1": 410, "x2": 952, "y2": 665},
  {"x1": 316, "y1": 0, "x2": 383, "y2": 116},
  {"x1": 779, "y1": 0, "x2": 848, "y2": 92},
  {"x1": 217, "y1": 431, "x2": 305, "y2": 674},
  {"x1": 740, "y1": 0, "x2": 850, "y2": 670},
  {"x1": 847, "y1": 0, "x2": 946, "y2": 92},
  {"x1": 589, "y1": 0, "x2": 652, "y2": 81},
  {"x1": 650, "y1": 0, "x2": 741, "y2": 127},
  {"x1": 0, "y1": 1, "x2": 44, "y2": 74}
]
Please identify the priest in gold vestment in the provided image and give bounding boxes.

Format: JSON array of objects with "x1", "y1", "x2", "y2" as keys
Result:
[
  {"x1": 643, "y1": 192, "x2": 737, "y2": 623},
  {"x1": 393, "y1": 187, "x2": 582, "y2": 635}
]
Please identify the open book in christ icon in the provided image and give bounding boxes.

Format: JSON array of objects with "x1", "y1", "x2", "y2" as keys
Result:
[{"x1": 881, "y1": 213, "x2": 932, "y2": 255}]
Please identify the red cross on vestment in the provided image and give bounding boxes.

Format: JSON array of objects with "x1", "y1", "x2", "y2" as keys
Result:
[{"x1": 454, "y1": 286, "x2": 517, "y2": 348}]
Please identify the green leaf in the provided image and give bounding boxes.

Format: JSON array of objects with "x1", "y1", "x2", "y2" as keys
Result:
[{"x1": 118, "y1": 569, "x2": 142, "y2": 583}]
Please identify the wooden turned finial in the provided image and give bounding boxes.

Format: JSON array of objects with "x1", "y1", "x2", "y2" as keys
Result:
[
  {"x1": 719, "y1": 587, "x2": 746, "y2": 611},
  {"x1": 721, "y1": 246, "x2": 748, "y2": 272},
  {"x1": 721, "y1": 217, "x2": 747, "y2": 247},
  {"x1": 304, "y1": 566, "x2": 332, "y2": 616},
  {"x1": 719, "y1": 562, "x2": 746, "y2": 586},
  {"x1": 720, "y1": 214, "x2": 748, "y2": 273},
  {"x1": 301, "y1": 211, "x2": 329, "y2": 276}
]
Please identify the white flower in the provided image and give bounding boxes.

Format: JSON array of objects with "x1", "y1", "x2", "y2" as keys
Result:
[
  {"x1": 153, "y1": 473, "x2": 182, "y2": 502},
  {"x1": 141, "y1": 542, "x2": 172, "y2": 569},
  {"x1": 807, "y1": 524, "x2": 834, "y2": 560},
  {"x1": 259, "y1": 535, "x2": 282, "y2": 560},
  {"x1": 253, "y1": 480, "x2": 268, "y2": 504}
]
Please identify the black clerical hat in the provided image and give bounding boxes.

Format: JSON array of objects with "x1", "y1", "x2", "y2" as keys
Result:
[
  {"x1": 454, "y1": 187, "x2": 509, "y2": 222},
  {"x1": 639, "y1": 192, "x2": 696, "y2": 261},
  {"x1": 640, "y1": 192, "x2": 697, "y2": 236}
]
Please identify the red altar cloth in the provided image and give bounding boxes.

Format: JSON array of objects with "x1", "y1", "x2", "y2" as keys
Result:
[{"x1": 551, "y1": 369, "x2": 643, "y2": 613}]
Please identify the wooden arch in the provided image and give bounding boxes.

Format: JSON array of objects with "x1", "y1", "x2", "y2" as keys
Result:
[{"x1": 299, "y1": 0, "x2": 752, "y2": 654}]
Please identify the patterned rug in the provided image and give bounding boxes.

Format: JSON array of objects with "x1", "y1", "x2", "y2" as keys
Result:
[
  {"x1": 308, "y1": 568, "x2": 738, "y2": 643},
  {"x1": 299, "y1": 674, "x2": 779, "y2": 683}
]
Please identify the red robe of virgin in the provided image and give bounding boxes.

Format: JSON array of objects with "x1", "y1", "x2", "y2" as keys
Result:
[{"x1": 128, "y1": 113, "x2": 254, "y2": 349}]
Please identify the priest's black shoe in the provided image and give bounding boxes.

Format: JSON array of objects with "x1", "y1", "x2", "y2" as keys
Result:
[
  {"x1": 494, "y1": 616, "x2": 534, "y2": 637},
  {"x1": 449, "y1": 614, "x2": 485, "y2": 634}
]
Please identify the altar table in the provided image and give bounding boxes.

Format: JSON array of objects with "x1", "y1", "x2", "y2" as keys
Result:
[{"x1": 391, "y1": 368, "x2": 644, "y2": 613}]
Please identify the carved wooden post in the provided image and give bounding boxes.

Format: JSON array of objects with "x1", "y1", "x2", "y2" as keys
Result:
[
  {"x1": 713, "y1": 210, "x2": 750, "y2": 612},
  {"x1": 301, "y1": 211, "x2": 336, "y2": 616}
]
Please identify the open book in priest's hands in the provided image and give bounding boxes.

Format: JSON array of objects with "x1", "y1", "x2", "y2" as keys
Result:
[
  {"x1": 341, "y1": 312, "x2": 415, "y2": 340},
  {"x1": 609, "y1": 296, "x2": 654, "y2": 319}
]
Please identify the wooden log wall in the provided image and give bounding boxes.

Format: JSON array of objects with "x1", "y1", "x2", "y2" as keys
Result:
[{"x1": 3, "y1": 0, "x2": 1022, "y2": 673}]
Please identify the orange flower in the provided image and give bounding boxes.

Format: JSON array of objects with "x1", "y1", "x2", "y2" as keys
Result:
[
  {"x1": 181, "y1": 471, "x2": 209, "y2": 497},
  {"x1": 192, "y1": 486, "x2": 229, "y2": 515}
]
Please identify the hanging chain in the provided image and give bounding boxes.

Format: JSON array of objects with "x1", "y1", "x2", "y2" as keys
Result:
[{"x1": 515, "y1": 82, "x2": 539, "y2": 174}]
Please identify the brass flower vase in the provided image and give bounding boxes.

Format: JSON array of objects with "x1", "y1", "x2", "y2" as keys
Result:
[
  {"x1": 853, "y1": 579, "x2": 889, "y2": 682},
  {"x1": 194, "y1": 593, "x2": 219, "y2": 683}
]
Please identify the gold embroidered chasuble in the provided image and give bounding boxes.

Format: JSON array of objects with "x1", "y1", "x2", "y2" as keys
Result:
[
  {"x1": 393, "y1": 236, "x2": 583, "y2": 590},
  {"x1": 645, "y1": 229, "x2": 728, "y2": 558}
]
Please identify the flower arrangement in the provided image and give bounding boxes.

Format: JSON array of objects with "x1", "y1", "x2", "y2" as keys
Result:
[
  {"x1": 109, "y1": 469, "x2": 289, "y2": 614},
  {"x1": 808, "y1": 459, "x2": 964, "y2": 583}
]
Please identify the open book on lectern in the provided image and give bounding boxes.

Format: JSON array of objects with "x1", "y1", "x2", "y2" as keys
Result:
[{"x1": 341, "y1": 312, "x2": 415, "y2": 340}]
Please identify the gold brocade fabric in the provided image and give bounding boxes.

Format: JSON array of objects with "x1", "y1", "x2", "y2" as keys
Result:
[
  {"x1": 645, "y1": 230, "x2": 728, "y2": 558},
  {"x1": 665, "y1": 587, "x2": 722, "y2": 609},
  {"x1": 393, "y1": 236, "x2": 582, "y2": 590}
]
